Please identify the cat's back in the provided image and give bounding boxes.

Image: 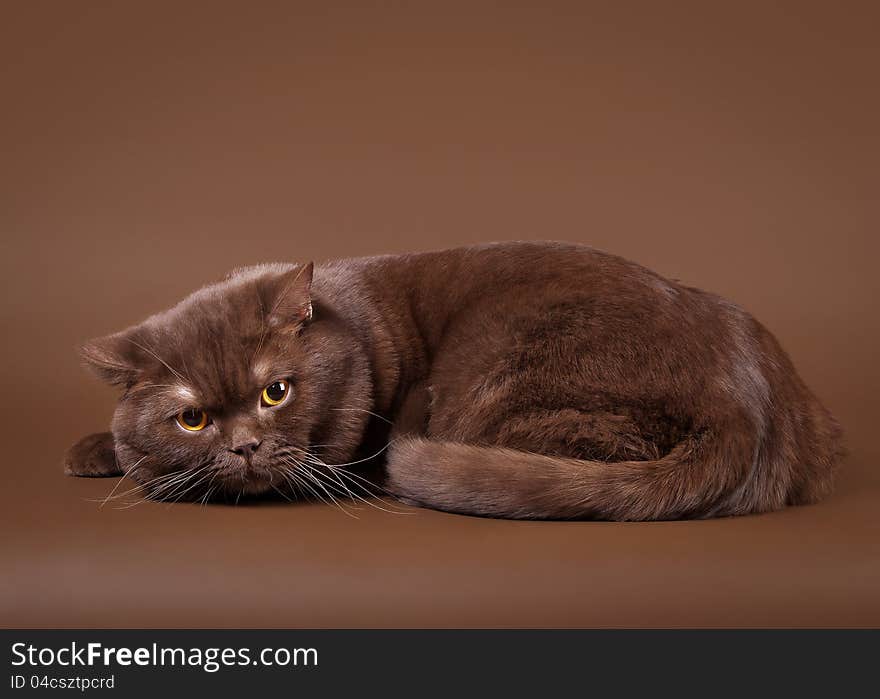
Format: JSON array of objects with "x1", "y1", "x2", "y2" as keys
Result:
[{"x1": 348, "y1": 240, "x2": 692, "y2": 310}]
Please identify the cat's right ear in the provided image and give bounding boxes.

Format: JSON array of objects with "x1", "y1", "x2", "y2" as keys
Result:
[
  {"x1": 80, "y1": 331, "x2": 143, "y2": 387},
  {"x1": 268, "y1": 262, "x2": 314, "y2": 331}
]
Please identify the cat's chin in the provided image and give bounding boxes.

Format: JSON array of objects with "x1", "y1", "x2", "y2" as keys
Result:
[
  {"x1": 215, "y1": 471, "x2": 275, "y2": 498},
  {"x1": 208, "y1": 461, "x2": 278, "y2": 496},
  {"x1": 237, "y1": 478, "x2": 273, "y2": 497}
]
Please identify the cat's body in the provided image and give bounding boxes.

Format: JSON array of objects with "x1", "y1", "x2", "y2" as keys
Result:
[{"x1": 66, "y1": 242, "x2": 843, "y2": 520}]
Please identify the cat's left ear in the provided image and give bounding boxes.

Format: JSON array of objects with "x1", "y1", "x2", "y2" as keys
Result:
[
  {"x1": 80, "y1": 328, "x2": 145, "y2": 387},
  {"x1": 268, "y1": 262, "x2": 314, "y2": 331}
]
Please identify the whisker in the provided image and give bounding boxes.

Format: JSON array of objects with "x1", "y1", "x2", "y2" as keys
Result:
[
  {"x1": 127, "y1": 339, "x2": 189, "y2": 383},
  {"x1": 96, "y1": 455, "x2": 148, "y2": 509},
  {"x1": 320, "y1": 466, "x2": 411, "y2": 515},
  {"x1": 280, "y1": 458, "x2": 359, "y2": 518},
  {"x1": 299, "y1": 453, "x2": 410, "y2": 515},
  {"x1": 199, "y1": 470, "x2": 222, "y2": 505},
  {"x1": 287, "y1": 460, "x2": 351, "y2": 510},
  {"x1": 89, "y1": 467, "x2": 182, "y2": 506},
  {"x1": 250, "y1": 288, "x2": 268, "y2": 368},
  {"x1": 165, "y1": 468, "x2": 216, "y2": 507},
  {"x1": 314, "y1": 460, "x2": 390, "y2": 492},
  {"x1": 278, "y1": 436, "x2": 413, "y2": 515},
  {"x1": 282, "y1": 465, "x2": 328, "y2": 505},
  {"x1": 331, "y1": 407, "x2": 393, "y2": 426},
  {"x1": 309, "y1": 438, "x2": 398, "y2": 469},
  {"x1": 147, "y1": 466, "x2": 204, "y2": 497},
  {"x1": 270, "y1": 483, "x2": 295, "y2": 502},
  {"x1": 149, "y1": 464, "x2": 213, "y2": 503},
  {"x1": 276, "y1": 469, "x2": 308, "y2": 501},
  {"x1": 200, "y1": 483, "x2": 218, "y2": 506}
]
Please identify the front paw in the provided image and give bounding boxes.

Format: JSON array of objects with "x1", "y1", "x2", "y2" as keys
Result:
[{"x1": 64, "y1": 432, "x2": 122, "y2": 477}]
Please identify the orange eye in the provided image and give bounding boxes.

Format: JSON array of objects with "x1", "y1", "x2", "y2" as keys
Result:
[
  {"x1": 176, "y1": 409, "x2": 208, "y2": 431},
  {"x1": 261, "y1": 379, "x2": 290, "y2": 407}
]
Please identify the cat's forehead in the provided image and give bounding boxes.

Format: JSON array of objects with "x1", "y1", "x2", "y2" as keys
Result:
[
  {"x1": 151, "y1": 360, "x2": 280, "y2": 410},
  {"x1": 145, "y1": 332, "x2": 290, "y2": 409},
  {"x1": 143, "y1": 275, "x2": 296, "y2": 406}
]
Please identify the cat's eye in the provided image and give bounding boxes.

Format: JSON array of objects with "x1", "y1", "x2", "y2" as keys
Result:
[
  {"x1": 261, "y1": 379, "x2": 290, "y2": 407},
  {"x1": 176, "y1": 409, "x2": 209, "y2": 431}
]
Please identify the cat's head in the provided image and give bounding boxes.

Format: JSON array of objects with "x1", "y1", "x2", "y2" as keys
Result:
[{"x1": 81, "y1": 263, "x2": 372, "y2": 502}]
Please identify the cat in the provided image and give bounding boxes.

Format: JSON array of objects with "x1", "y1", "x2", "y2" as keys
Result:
[{"x1": 65, "y1": 241, "x2": 843, "y2": 520}]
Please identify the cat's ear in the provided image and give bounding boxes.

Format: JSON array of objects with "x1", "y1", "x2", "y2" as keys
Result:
[
  {"x1": 268, "y1": 262, "x2": 314, "y2": 331},
  {"x1": 80, "y1": 330, "x2": 144, "y2": 387}
]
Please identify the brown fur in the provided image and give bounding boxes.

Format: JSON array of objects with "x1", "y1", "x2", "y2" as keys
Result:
[{"x1": 66, "y1": 242, "x2": 843, "y2": 520}]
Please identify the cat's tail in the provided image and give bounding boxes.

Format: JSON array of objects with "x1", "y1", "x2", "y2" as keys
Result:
[{"x1": 384, "y1": 430, "x2": 794, "y2": 521}]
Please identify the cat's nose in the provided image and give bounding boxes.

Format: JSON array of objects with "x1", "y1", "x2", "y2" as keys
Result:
[{"x1": 230, "y1": 437, "x2": 262, "y2": 457}]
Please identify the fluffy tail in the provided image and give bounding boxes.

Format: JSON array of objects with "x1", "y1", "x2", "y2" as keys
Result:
[{"x1": 385, "y1": 431, "x2": 776, "y2": 521}]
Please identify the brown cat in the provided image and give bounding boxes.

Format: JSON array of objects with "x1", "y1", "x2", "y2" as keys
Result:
[{"x1": 65, "y1": 242, "x2": 843, "y2": 520}]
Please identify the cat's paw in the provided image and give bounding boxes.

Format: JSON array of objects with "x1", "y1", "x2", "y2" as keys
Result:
[{"x1": 64, "y1": 432, "x2": 122, "y2": 477}]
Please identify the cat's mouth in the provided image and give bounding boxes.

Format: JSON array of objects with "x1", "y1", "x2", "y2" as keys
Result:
[{"x1": 215, "y1": 461, "x2": 276, "y2": 496}]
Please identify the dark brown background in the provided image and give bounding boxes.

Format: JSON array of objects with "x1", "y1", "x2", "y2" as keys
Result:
[{"x1": 2, "y1": 2, "x2": 878, "y2": 627}]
